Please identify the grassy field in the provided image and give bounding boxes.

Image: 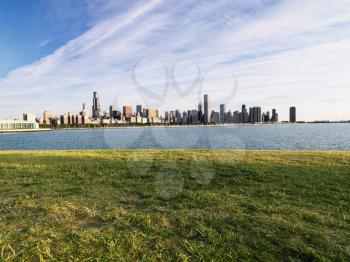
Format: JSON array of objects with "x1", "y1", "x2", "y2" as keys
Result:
[{"x1": 0, "y1": 150, "x2": 349, "y2": 261}]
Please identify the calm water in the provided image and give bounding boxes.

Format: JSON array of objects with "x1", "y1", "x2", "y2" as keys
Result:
[{"x1": 0, "y1": 124, "x2": 349, "y2": 151}]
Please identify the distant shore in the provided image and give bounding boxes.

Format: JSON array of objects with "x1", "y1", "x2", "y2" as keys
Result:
[
  {"x1": 43, "y1": 121, "x2": 349, "y2": 131},
  {"x1": 0, "y1": 128, "x2": 52, "y2": 134}
]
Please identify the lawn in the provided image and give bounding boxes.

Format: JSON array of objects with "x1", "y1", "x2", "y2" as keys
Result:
[{"x1": 0, "y1": 150, "x2": 349, "y2": 261}]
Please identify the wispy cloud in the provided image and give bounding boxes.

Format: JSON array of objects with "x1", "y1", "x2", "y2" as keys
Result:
[{"x1": 1, "y1": 0, "x2": 350, "y2": 121}]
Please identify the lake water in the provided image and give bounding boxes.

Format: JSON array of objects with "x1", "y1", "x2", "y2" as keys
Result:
[{"x1": 0, "y1": 123, "x2": 349, "y2": 151}]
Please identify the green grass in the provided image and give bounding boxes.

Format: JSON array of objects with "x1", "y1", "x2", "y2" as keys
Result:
[{"x1": 0, "y1": 150, "x2": 349, "y2": 261}]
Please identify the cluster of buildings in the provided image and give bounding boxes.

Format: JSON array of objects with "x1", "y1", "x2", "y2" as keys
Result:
[
  {"x1": 30, "y1": 92, "x2": 297, "y2": 127},
  {"x1": 0, "y1": 92, "x2": 298, "y2": 130}
]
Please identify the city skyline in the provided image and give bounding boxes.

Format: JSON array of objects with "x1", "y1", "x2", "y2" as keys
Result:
[
  {"x1": 19, "y1": 92, "x2": 298, "y2": 126},
  {"x1": 1, "y1": 1, "x2": 350, "y2": 121}
]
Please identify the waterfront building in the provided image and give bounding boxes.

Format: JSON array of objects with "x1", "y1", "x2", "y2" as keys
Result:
[
  {"x1": 136, "y1": 105, "x2": 143, "y2": 116},
  {"x1": 190, "y1": 110, "x2": 199, "y2": 123},
  {"x1": 23, "y1": 113, "x2": 36, "y2": 123},
  {"x1": 0, "y1": 120, "x2": 39, "y2": 130},
  {"x1": 147, "y1": 108, "x2": 157, "y2": 118},
  {"x1": 123, "y1": 106, "x2": 133, "y2": 119},
  {"x1": 198, "y1": 102, "x2": 203, "y2": 123},
  {"x1": 233, "y1": 111, "x2": 240, "y2": 123},
  {"x1": 42, "y1": 111, "x2": 52, "y2": 124},
  {"x1": 226, "y1": 110, "x2": 233, "y2": 123},
  {"x1": 92, "y1": 92, "x2": 101, "y2": 119},
  {"x1": 220, "y1": 104, "x2": 226, "y2": 123},
  {"x1": 210, "y1": 110, "x2": 220, "y2": 124},
  {"x1": 290, "y1": 107, "x2": 296, "y2": 123},
  {"x1": 204, "y1": 94, "x2": 210, "y2": 124},
  {"x1": 241, "y1": 105, "x2": 248, "y2": 123},
  {"x1": 271, "y1": 109, "x2": 278, "y2": 123},
  {"x1": 250, "y1": 107, "x2": 262, "y2": 123},
  {"x1": 109, "y1": 105, "x2": 115, "y2": 119},
  {"x1": 81, "y1": 102, "x2": 90, "y2": 118}
]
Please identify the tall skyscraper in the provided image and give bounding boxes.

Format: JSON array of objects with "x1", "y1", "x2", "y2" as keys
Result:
[
  {"x1": 109, "y1": 105, "x2": 115, "y2": 118},
  {"x1": 81, "y1": 102, "x2": 90, "y2": 118},
  {"x1": 204, "y1": 94, "x2": 210, "y2": 124},
  {"x1": 198, "y1": 102, "x2": 203, "y2": 123},
  {"x1": 241, "y1": 104, "x2": 248, "y2": 123},
  {"x1": 250, "y1": 107, "x2": 262, "y2": 123},
  {"x1": 136, "y1": 105, "x2": 143, "y2": 116},
  {"x1": 220, "y1": 104, "x2": 226, "y2": 123},
  {"x1": 92, "y1": 92, "x2": 101, "y2": 119},
  {"x1": 290, "y1": 107, "x2": 296, "y2": 123},
  {"x1": 123, "y1": 106, "x2": 133, "y2": 119},
  {"x1": 271, "y1": 109, "x2": 278, "y2": 123}
]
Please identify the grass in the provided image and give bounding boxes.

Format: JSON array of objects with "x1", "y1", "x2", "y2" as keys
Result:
[{"x1": 0, "y1": 150, "x2": 349, "y2": 261}]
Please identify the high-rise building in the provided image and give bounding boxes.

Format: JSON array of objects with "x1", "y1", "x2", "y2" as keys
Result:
[
  {"x1": 241, "y1": 104, "x2": 248, "y2": 123},
  {"x1": 23, "y1": 113, "x2": 36, "y2": 122},
  {"x1": 147, "y1": 108, "x2": 157, "y2": 118},
  {"x1": 123, "y1": 106, "x2": 133, "y2": 119},
  {"x1": 204, "y1": 94, "x2": 210, "y2": 124},
  {"x1": 92, "y1": 92, "x2": 101, "y2": 119},
  {"x1": 136, "y1": 105, "x2": 143, "y2": 116},
  {"x1": 290, "y1": 107, "x2": 296, "y2": 123},
  {"x1": 271, "y1": 109, "x2": 278, "y2": 123},
  {"x1": 109, "y1": 105, "x2": 115, "y2": 119},
  {"x1": 81, "y1": 102, "x2": 90, "y2": 118},
  {"x1": 198, "y1": 102, "x2": 203, "y2": 123},
  {"x1": 250, "y1": 107, "x2": 262, "y2": 123},
  {"x1": 210, "y1": 110, "x2": 220, "y2": 124},
  {"x1": 41, "y1": 111, "x2": 52, "y2": 124},
  {"x1": 220, "y1": 104, "x2": 226, "y2": 123}
]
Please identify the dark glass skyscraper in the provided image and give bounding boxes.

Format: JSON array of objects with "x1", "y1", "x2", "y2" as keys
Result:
[
  {"x1": 92, "y1": 92, "x2": 101, "y2": 119},
  {"x1": 204, "y1": 94, "x2": 210, "y2": 124},
  {"x1": 220, "y1": 104, "x2": 226, "y2": 123},
  {"x1": 290, "y1": 107, "x2": 296, "y2": 123}
]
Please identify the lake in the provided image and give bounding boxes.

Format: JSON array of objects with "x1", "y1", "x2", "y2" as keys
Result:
[{"x1": 0, "y1": 123, "x2": 349, "y2": 150}]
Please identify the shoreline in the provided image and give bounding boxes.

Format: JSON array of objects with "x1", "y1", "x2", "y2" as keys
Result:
[
  {"x1": 0, "y1": 128, "x2": 52, "y2": 134},
  {"x1": 46, "y1": 122, "x2": 347, "y2": 131}
]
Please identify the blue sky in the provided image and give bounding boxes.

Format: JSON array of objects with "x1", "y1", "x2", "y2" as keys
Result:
[{"x1": 1, "y1": 0, "x2": 350, "y2": 121}]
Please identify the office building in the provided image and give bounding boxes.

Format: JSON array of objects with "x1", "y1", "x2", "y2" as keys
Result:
[
  {"x1": 250, "y1": 107, "x2": 262, "y2": 123},
  {"x1": 23, "y1": 113, "x2": 36, "y2": 123},
  {"x1": 109, "y1": 105, "x2": 115, "y2": 119},
  {"x1": 210, "y1": 110, "x2": 220, "y2": 124},
  {"x1": 81, "y1": 102, "x2": 90, "y2": 118},
  {"x1": 92, "y1": 92, "x2": 101, "y2": 119},
  {"x1": 241, "y1": 105, "x2": 248, "y2": 123},
  {"x1": 147, "y1": 108, "x2": 157, "y2": 118},
  {"x1": 290, "y1": 107, "x2": 296, "y2": 123},
  {"x1": 271, "y1": 109, "x2": 278, "y2": 123},
  {"x1": 220, "y1": 104, "x2": 226, "y2": 123},
  {"x1": 204, "y1": 94, "x2": 210, "y2": 124},
  {"x1": 123, "y1": 106, "x2": 133, "y2": 119},
  {"x1": 136, "y1": 105, "x2": 143, "y2": 116},
  {"x1": 42, "y1": 111, "x2": 52, "y2": 124},
  {"x1": 198, "y1": 103, "x2": 203, "y2": 123}
]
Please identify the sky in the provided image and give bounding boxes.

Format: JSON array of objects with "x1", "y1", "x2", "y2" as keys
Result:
[{"x1": 0, "y1": 0, "x2": 350, "y2": 121}]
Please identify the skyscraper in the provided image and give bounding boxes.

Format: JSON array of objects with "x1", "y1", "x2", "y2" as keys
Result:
[
  {"x1": 204, "y1": 94, "x2": 210, "y2": 124},
  {"x1": 290, "y1": 107, "x2": 296, "y2": 123},
  {"x1": 198, "y1": 102, "x2": 203, "y2": 123},
  {"x1": 136, "y1": 105, "x2": 143, "y2": 116},
  {"x1": 241, "y1": 104, "x2": 248, "y2": 123},
  {"x1": 92, "y1": 92, "x2": 101, "y2": 119},
  {"x1": 271, "y1": 109, "x2": 278, "y2": 123},
  {"x1": 250, "y1": 107, "x2": 262, "y2": 123},
  {"x1": 109, "y1": 105, "x2": 115, "y2": 118},
  {"x1": 220, "y1": 104, "x2": 226, "y2": 123},
  {"x1": 123, "y1": 106, "x2": 133, "y2": 119}
]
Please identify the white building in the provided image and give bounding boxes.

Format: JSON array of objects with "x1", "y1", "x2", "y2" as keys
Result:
[{"x1": 0, "y1": 120, "x2": 39, "y2": 130}]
